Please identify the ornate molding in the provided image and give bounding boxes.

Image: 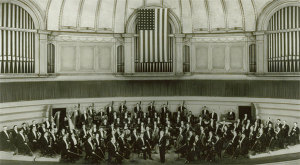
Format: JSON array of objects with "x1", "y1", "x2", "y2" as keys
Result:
[
  {"x1": 54, "y1": 35, "x2": 116, "y2": 42},
  {"x1": 192, "y1": 36, "x2": 247, "y2": 42}
]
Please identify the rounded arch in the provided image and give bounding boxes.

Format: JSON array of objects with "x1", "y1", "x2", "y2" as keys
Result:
[
  {"x1": 0, "y1": 0, "x2": 46, "y2": 30},
  {"x1": 125, "y1": 6, "x2": 182, "y2": 34},
  {"x1": 257, "y1": 0, "x2": 300, "y2": 31}
]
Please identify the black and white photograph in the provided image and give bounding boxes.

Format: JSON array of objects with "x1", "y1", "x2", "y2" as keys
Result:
[{"x1": 0, "y1": 0, "x2": 299, "y2": 164}]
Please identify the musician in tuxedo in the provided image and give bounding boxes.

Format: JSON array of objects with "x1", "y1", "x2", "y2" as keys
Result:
[
  {"x1": 44, "y1": 118, "x2": 51, "y2": 129},
  {"x1": 201, "y1": 106, "x2": 210, "y2": 120},
  {"x1": 227, "y1": 110, "x2": 236, "y2": 120},
  {"x1": 185, "y1": 111, "x2": 195, "y2": 125},
  {"x1": 16, "y1": 129, "x2": 32, "y2": 156},
  {"x1": 107, "y1": 137, "x2": 122, "y2": 164},
  {"x1": 21, "y1": 123, "x2": 29, "y2": 135},
  {"x1": 118, "y1": 132, "x2": 130, "y2": 159},
  {"x1": 158, "y1": 130, "x2": 167, "y2": 163},
  {"x1": 161, "y1": 104, "x2": 169, "y2": 119},
  {"x1": 209, "y1": 111, "x2": 217, "y2": 121},
  {"x1": 11, "y1": 125, "x2": 19, "y2": 149},
  {"x1": 233, "y1": 133, "x2": 249, "y2": 158},
  {"x1": 178, "y1": 103, "x2": 187, "y2": 116},
  {"x1": 40, "y1": 132, "x2": 54, "y2": 156},
  {"x1": 148, "y1": 102, "x2": 156, "y2": 118},
  {"x1": 119, "y1": 102, "x2": 127, "y2": 114},
  {"x1": 185, "y1": 130, "x2": 195, "y2": 163},
  {"x1": 85, "y1": 136, "x2": 99, "y2": 163},
  {"x1": 242, "y1": 114, "x2": 248, "y2": 125},
  {"x1": 69, "y1": 132, "x2": 81, "y2": 159},
  {"x1": 137, "y1": 133, "x2": 152, "y2": 160},
  {"x1": 39, "y1": 123, "x2": 47, "y2": 136},
  {"x1": 134, "y1": 103, "x2": 143, "y2": 117},
  {"x1": 81, "y1": 110, "x2": 89, "y2": 126},
  {"x1": 0, "y1": 126, "x2": 13, "y2": 151},
  {"x1": 226, "y1": 130, "x2": 239, "y2": 156},
  {"x1": 94, "y1": 133, "x2": 105, "y2": 159},
  {"x1": 289, "y1": 122, "x2": 299, "y2": 145},
  {"x1": 266, "y1": 123, "x2": 275, "y2": 148},
  {"x1": 28, "y1": 125, "x2": 39, "y2": 151}
]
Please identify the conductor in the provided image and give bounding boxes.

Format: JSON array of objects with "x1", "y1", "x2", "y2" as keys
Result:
[{"x1": 158, "y1": 130, "x2": 166, "y2": 163}]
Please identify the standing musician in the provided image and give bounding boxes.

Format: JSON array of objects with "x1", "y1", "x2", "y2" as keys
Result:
[
  {"x1": 148, "y1": 102, "x2": 156, "y2": 118},
  {"x1": 289, "y1": 122, "x2": 299, "y2": 145},
  {"x1": 28, "y1": 125, "x2": 39, "y2": 151},
  {"x1": 158, "y1": 130, "x2": 167, "y2": 163}
]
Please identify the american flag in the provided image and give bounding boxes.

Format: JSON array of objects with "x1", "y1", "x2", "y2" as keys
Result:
[{"x1": 137, "y1": 8, "x2": 169, "y2": 63}]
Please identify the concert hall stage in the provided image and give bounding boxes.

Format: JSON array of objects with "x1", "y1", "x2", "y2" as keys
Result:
[{"x1": 1, "y1": 145, "x2": 300, "y2": 165}]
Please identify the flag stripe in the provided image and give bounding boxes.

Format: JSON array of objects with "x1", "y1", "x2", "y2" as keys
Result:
[{"x1": 159, "y1": 9, "x2": 163, "y2": 62}]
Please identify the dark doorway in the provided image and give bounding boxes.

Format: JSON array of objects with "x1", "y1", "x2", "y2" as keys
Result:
[
  {"x1": 238, "y1": 106, "x2": 252, "y2": 120},
  {"x1": 52, "y1": 108, "x2": 66, "y2": 130}
]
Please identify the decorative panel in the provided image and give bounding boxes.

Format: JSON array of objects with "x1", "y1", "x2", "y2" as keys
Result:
[
  {"x1": 212, "y1": 46, "x2": 225, "y2": 69},
  {"x1": 230, "y1": 46, "x2": 244, "y2": 70},
  {"x1": 196, "y1": 46, "x2": 208, "y2": 69},
  {"x1": 80, "y1": 46, "x2": 94, "y2": 71},
  {"x1": 60, "y1": 46, "x2": 76, "y2": 71},
  {"x1": 97, "y1": 46, "x2": 112, "y2": 70}
]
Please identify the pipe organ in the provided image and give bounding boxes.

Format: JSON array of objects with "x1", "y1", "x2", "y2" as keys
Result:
[
  {"x1": 267, "y1": 6, "x2": 300, "y2": 72},
  {"x1": 0, "y1": 3, "x2": 35, "y2": 73}
]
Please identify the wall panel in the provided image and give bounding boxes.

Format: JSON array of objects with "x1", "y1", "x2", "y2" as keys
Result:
[
  {"x1": 0, "y1": 80, "x2": 299, "y2": 103},
  {"x1": 212, "y1": 46, "x2": 225, "y2": 69},
  {"x1": 60, "y1": 46, "x2": 76, "y2": 71},
  {"x1": 80, "y1": 46, "x2": 94, "y2": 71},
  {"x1": 195, "y1": 46, "x2": 208, "y2": 70},
  {"x1": 230, "y1": 46, "x2": 244, "y2": 69}
]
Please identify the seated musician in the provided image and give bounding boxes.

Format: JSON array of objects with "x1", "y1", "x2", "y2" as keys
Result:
[
  {"x1": 40, "y1": 132, "x2": 55, "y2": 156},
  {"x1": 0, "y1": 126, "x2": 14, "y2": 151},
  {"x1": 21, "y1": 123, "x2": 29, "y2": 135},
  {"x1": 252, "y1": 127, "x2": 266, "y2": 153},
  {"x1": 94, "y1": 133, "x2": 105, "y2": 159},
  {"x1": 85, "y1": 136, "x2": 99, "y2": 163},
  {"x1": 227, "y1": 110, "x2": 235, "y2": 121},
  {"x1": 28, "y1": 126, "x2": 39, "y2": 151},
  {"x1": 107, "y1": 137, "x2": 122, "y2": 163},
  {"x1": 118, "y1": 132, "x2": 130, "y2": 159},
  {"x1": 266, "y1": 123, "x2": 275, "y2": 149},
  {"x1": 225, "y1": 130, "x2": 239, "y2": 156},
  {"x1": 233, "y1": 133, "x2": 249, "y2": 158},
  {"x1": 49, "y1": 128, "x2": 59, "y2": 154},
  {"x1": 271, "y1": 126, "x2": 284, "y2": 150},
  {"x1": 16, "y1": 129, "x2": 33, "y2": 156},
  {"x1": 185, "y1": 111, "x2": 195, "y2": 125},
  {"x1": 242, "y1": 114, "x2": 248, "y2": 125},
  {"x1": 213, "y1": 135, "x2": 223, "y2": 160},
  {"x1": 289, "y1": 122, "x2": 299, "y2": 145},
  {"x1": 204, "y1": 131, "x2": 215, "y2": 162},
  {"x1": 137, "y1": 133, "x2": 152, "y2": 160},
  {"x1": 69, "y1": 132, "x2": 81, "y2": 159}
]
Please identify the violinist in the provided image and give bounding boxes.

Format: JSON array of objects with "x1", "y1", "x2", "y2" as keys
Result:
[
  {"x1": 137, "y1": 133, "x2": 152, "y2": 160},
  {"x1": 85, "y1": 136, "x2": 99, "y2": 163},
  {"x1": 289, "y1": 122, "x2": 299, "y2": 145},
  {"x1": 28, "y1": 125, "x2": 39, "y2": 151}
]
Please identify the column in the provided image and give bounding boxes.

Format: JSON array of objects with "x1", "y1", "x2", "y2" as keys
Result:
[
  {"x1": 175, "y1": 34, "x2": 185, "y2": 75},
  {"x1": 254, "y1": 31, "x2": 268, "y2": 74},
  {"x1": 122, "y1": 33, "x2": 135, "y2": 75},
  {"x1": 37, "y1": 30, "x2": 50, "y2": 75}
]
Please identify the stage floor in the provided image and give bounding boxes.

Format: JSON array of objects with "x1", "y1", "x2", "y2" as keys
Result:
[{"x1": 1, "y1": 145, "x2": 300, "y2": 165}]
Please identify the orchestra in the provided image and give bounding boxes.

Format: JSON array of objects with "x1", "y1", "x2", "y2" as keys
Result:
[{"x1": 0, "y1": 102, "x2": 299, "y2": 164}]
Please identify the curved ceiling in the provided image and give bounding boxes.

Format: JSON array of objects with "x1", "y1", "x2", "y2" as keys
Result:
[{"x1": 31, "y1": 0, "x2": 273, "y2": 33}]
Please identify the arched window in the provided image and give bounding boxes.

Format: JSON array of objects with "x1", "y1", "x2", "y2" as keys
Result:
[
  {"x1": 117, "y1": 45, "x2": 124, "y2": 73},
  {"x1": 249, "y1": 44, "x2": 256, "y2": 72},
  {"x1": 183, "y1": 45, "x2": 190, "y2": 73},
  {"x1": 47, "y1": 43, "x2": 55, "y2": 73},
  {"x1": 267, "y1": 6, "x2": 299, "y2": 72},
  {"x1": 0, "y1": 3, "x2": 36, "y2": 73},
  {"x1": 134, "y1": 8, "x2": 174, "y2": 72}
]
